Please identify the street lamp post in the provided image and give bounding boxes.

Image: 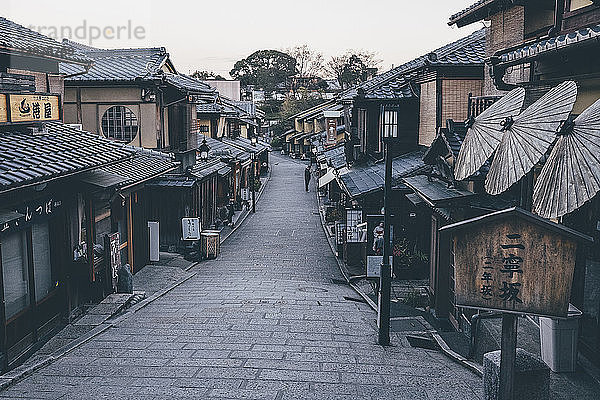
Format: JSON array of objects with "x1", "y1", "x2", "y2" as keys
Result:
[
  {"x1": 378, "y1": 110, "x2": 397, "y2": 346},
  {"x1": 250, "y1": 151, "x2": 256, "y2": 214}
]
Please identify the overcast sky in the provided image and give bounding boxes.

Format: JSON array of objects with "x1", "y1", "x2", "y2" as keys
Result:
[{"x1": 5, "y1": 0, "x2": 482, "y2": 78}]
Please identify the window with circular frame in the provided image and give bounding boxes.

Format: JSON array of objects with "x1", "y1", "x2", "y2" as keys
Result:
[{"x1": 101, "y1": 105, "x2": 139, "y2": 143}]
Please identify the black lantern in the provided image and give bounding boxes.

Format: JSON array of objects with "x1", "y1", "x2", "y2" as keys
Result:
[{"x1": 199, "y1": 137, "x2": 210, "y2": 161}]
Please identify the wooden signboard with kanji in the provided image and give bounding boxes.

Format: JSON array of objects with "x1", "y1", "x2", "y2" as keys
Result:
[
  {"x1": 440, "y1": 207, "x2": 592, "y2": 318},
  {"x1": 0, "y1": 94, "x2": 7, "y2": 123},
  {"x1": 8, "y1": 93, "x2": 60, "y2": 123}
]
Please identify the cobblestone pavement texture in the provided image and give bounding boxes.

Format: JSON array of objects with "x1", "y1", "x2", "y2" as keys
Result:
[{"x1": 1, "y1": 154, "x2": 482, "y2": 399}]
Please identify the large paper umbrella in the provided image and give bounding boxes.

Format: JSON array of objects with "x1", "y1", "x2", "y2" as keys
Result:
[
  {"x1": 533, "y1": 97, "x2": 600, "y2": 218},
  {"x1": 485, "y1": 81, "x2": 577, "y2": 195},
  {"x1": 454, "y1": 87, "x2": 525, "y2": 181}
]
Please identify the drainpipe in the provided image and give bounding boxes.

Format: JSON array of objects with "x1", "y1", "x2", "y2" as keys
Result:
[
  {"x1": 488, "y1": 57, "x2": 519, "y2": 91},
  {"x1": 61, "y1": 63, "x2": 93, "y2": 79},
  {"x1": 548, "y1": 0, "x2": 566, "y2": 37}
]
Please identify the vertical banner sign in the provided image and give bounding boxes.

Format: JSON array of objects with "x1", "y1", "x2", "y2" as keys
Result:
[
  {"x1": 326, "y1": 118, "x2": 337, "y2": 145},
  {"x1": 346, "y1": 209, "x2": 363, "y2": 243},
  {"x1": 8, "y1": 94, "x2": 60, "y2": 123},
  {"x1": 0, "y1": 94, "x2": 7, "y2": 123},
  {"x1": 108, "y1": 232, "x2": 121, "y2": 280},
  {"x1": 182, "y1": 217, "x2": 201, "y2": 240}
]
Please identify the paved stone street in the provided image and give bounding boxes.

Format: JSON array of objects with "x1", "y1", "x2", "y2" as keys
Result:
[{"x1": 0, "y1": 154, "x2": 482, "y2": 399}]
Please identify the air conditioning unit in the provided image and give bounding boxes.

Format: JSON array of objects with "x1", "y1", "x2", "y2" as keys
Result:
[{"x1": 66, "y1": 124, "x2": 83, "y2": 131}]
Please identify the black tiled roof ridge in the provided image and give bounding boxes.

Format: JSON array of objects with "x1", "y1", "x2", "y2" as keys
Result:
[
  {"x1": 0, "y1": 16, "x2": 91, "y2": 65},
  {"x1": 340, "y1": 28, "x2": 485, "y2": 99},
  {"x1": 449, "y1": 0, "x2": 492, "y2": 22},
  {"x1": 63, "y1": 39, "x2": 167, "y2": 56}
]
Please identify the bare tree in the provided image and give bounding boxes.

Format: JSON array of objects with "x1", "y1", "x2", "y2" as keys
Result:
[
  {"x1": 287, "y1": 44, "x2": 324, "y2": 78},
  {"x1": 326, "y1": 50, "x2": 382, "y2": 89}
]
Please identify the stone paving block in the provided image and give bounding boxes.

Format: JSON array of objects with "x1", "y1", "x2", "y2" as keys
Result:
[
  {"x1": 243, "y1": 359, "x2": 320, "y2": 371},
  {"x1": 0, "y1": 154, "x2": 482, "y2": 400},
  {"x1": 259, "y1": 369, "x2": 339, "y2": 384},
  {"x1": 208, "y1": 388, "x2": 279, "y2": 400}
]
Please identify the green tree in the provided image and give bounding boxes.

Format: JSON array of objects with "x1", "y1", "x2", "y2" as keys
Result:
[
  {"x1": 191, "y1": 70, "x2": 226, "y2": 80},
  {"x1": 230, "y1": 50, "x2": 297, "y2": 93}
]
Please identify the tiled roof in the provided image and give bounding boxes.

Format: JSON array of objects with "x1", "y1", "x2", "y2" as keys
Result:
[
  {"x1": 164, "y1": 74, "x2": 215, "y2": 96},
  {"x1": 147, "y1": 176, "x2": 196, "y2": 188},
  {"x1": 81, "y1": 148, "x2": 179, "y2": 189},
  {"x1": 0, "y1": 17, "x2": 91, "y2": 65},
  {"x1": 449, "y1": 0, "x2": 509, "y2": 27},
  {"x1": 190, "y1": 158, "x2": 231, "y2": 180},
  {"x1": 60, "y1": 43, "x2": 168, "y2": 81},
  {"x1": 403, "y1": 175, "x2": 474, "y2": 206},
  {"x1": 338, "y1": 149, "x2": 427, "y2": 198},
  {"x1": 322, "y1": 146, "x2": 347, "y2": 169},
  {"x1": 222, "y1": 137, "x2": 269, "y2": 155},
  {"x1": 196, "y1": 101, "x2": 246, "y2": 117},
  {"x1": 496, "y1": 24, "x2": 600, "y2": 66},
  {"x1": 0, "y1": 122, "x2": 133, "y2": 193},
  {"x1": 60, "y1": 42, "x2": 214, "y2": 96},
  {"x1": 198, "y1": 135, "x2": 251, "y2": 162},
  {"x1": 340, "y1": 29, "x2": 486, "y2": 101},
  {"x1": 363, "y1": 77, "x2": 417, "y2": 100}
]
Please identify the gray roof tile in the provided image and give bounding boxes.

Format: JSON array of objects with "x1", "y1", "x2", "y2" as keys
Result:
[
  {"x1": 339, "y1": 149, "x2": 427, "y2": 198},
  {"x1": 0, "y1": 122, "x2": 134, "y2": 192},
  {"x1": 340, "y1": 29, "x2": 486, "y2": 101},
  {"x1": 0, "y1": 17, "x2": 91, "y2": 65}
]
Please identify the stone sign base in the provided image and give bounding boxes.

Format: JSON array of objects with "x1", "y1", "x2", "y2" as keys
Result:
[{"x1": 484, "y1": 348, "x2": 549, "y2": 400}]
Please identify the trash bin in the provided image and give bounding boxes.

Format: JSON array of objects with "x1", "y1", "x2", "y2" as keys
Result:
[
  {"x1": 539, "y1": 303, "x2": 582, "y2": 372},
  {"x1": 201, "y1": 231, "x2": 220, "y2": 260}
]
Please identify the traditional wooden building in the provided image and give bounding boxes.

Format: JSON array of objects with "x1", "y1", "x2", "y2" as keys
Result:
[
  {"x1": 0, "y1": 16, "x2": 152, "y2": 370},
  {"x1": 448, "y1": 0, "x2": 600, "y2": 364},
  {"x1": 60, "y1": 41, "x2": 216, "y2": 151},
  {"x1": 323, "y1": 29, "x2": 486, "y2": 278}
]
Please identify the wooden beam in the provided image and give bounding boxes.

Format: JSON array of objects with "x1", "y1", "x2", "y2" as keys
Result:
[{"x1": 499, "y1": 313, "x2": 518, "y2": 400}]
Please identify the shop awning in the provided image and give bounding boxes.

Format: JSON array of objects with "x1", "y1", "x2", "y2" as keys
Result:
[
  {"x1": 318, "y1": 168, "x2": 336, "y2": 188},
  {"x1": 218, "y1": 165, "x2": 232, "y2": 176},
  {"x1": 406, "y1": 193, "x2": 424, "y2": 206},
  {"x1": 80, "y1": 170, "x2": 128, "y2": 188}
]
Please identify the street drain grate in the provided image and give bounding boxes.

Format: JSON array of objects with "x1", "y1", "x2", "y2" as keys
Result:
[
  {"x1": 343, "y1": 296, "x2": 367, "y2": 303},
  {"x1": 298, "y1": 287, "x2": 328, "y2": 293}
]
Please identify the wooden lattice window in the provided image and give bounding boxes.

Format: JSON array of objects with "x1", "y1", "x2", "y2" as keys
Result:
[{"x1": 101, "y1": 106, "x2": 139, "y2": 143}]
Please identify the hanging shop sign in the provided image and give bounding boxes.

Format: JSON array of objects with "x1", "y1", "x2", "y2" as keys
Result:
[
  {"x1": 366, "y1": 255, "x2": 393, "y2": 278},
  {"x1": 439, "y1": 208, "x2": 592, "y2": 318},
  {"x1": 108, "y1": 232, "x2": 121, "y2": 280},
  {"x1": 346, "y1": 209, "x2": 363, "y2": 243},
  {"x1": 1, "y1": 198, "x2": 63, "y2": 234},
  {"x1": 326, "y1": 117, "x2": 337, "y2": 145},
  {"x1": 241, "y1": 188, "x2": 250, "y2": 201},
  {"x1": 0, "y1": 94, "x2": 7, "y2": 123},
  {"x1": 5, "y1": 93, "x2": 61, "y2": 123},
  {"x1": 181, "y1": 217, "x2": 201, "y2": 241}
]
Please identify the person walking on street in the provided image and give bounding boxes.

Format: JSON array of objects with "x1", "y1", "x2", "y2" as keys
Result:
[{"x1": 304, "y1": 165, "x2": 311, "y2": 192}]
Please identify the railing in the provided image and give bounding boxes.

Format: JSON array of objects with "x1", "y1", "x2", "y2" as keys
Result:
[{"x1": 467, "y1": 94, "x2": 502, "y2": 119}]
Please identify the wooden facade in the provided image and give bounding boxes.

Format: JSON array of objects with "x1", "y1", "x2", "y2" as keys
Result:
[{"x1": 449, "y1": 0, "x2": 600, "y2": 364}]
